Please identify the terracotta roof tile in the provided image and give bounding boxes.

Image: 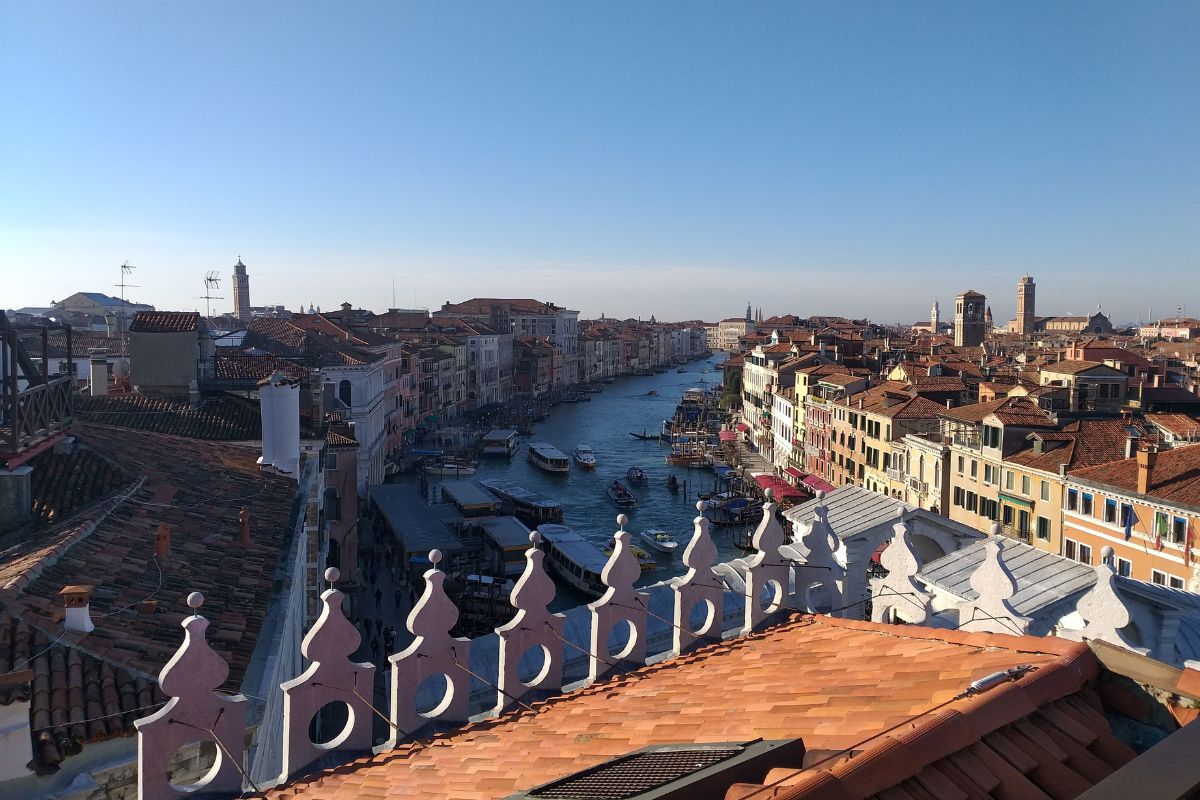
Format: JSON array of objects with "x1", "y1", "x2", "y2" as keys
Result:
[
  {"x1": 264, "y1": 616, "x2": 1085, "y2": 800},
  {"x1": 75, "y1": 394, "x2": 262, "y2": 440},
  {"x1": 128, "y1": 311, "x2": 200, "y2": 333},
  {"x1": 1073, "y1": 443, "x2": 1200, "y2": 506}
]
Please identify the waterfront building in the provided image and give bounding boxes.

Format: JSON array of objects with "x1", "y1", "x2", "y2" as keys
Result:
[
  {"x1": 1064, "y1": 444, "x2": 1200, "y2": 587},
  {"x1": 437, "y1": 298, "x2": 580, "y2": 385}
]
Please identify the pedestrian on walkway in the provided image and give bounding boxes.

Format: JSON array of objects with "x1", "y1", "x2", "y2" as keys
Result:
[
  {"x1": 374, "y1": 588, "x2": 383, "y2": 607},
  {"x1": 394, "y1": 589, "x2": 403, "y2": 608}
]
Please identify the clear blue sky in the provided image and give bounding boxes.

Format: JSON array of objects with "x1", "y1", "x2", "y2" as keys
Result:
[{"x1": 3, "y1": 2, "x2": 1197, "y2": 324}]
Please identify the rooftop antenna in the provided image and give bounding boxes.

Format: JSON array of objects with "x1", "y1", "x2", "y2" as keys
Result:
[
  {"x1": 115, "y1": 261, "x2": 138, "y2": 333},
  {"x1": 200, "y1": 271, "x2": 223, "y2": 320}
]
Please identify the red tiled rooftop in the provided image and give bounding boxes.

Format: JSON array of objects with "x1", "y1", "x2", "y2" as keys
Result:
[
  {"x1": 75, "y1": 394, "x2": 263, "y2": 440},
  {"x1": 264, "y1": 616, "x2": 1101, "y2": 800},
  {"x1": 1073, "y1": 443, "x2": 1200, "y2": 507}
]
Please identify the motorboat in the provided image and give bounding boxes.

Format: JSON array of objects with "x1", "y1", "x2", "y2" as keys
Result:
[
  {"x1": 527, "y1": 442, "x2": 570, "y2": 473},
  {"x1": 666, "y1": 474, "x2": 679, "y2": 492},
  {"x1": 625, "y1": 466, "x2": 647, "y2": 484},
  {"x1": 638, "y1": 529, "x2": 679, "y2": 554},
  {"x1": 607, "y1": 481, "x2": 637, "y2": 508},
  {"x1": 604, "y1": 540, "x2": 657, "y2": 570},
  {"x1": 645, "y1": 389, "x2": 659, "y2": 396},
  {"x1": 480, "y1": 429, "x2": 519, "y2": 457},
  {"x1": 573, "y1": 444, "x2": 597, "y2": 469}
]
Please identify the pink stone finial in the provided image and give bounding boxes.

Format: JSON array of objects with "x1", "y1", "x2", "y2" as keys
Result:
[
  {"x1": 324, "y1": 567, "x2": 340, "y2": 584},
  {"x1": 896, "y1": 504, "x2": 906, "y2": 518},
  {"x1": 815, "y1": 490, "x2": 825, "y2": 501},
  {"x1": 429, "y1": 549, "x2": 443, "y2": 567},
  {"x1": 695, "y1": 499, "x2": 705, "y2": 513},
  {"x1": 186, "y1": 591, "x2": 204, "y2": 615},
  {"x1": 764, "y1": 487, "x2": 774, "y2": 502},
  {"x1": 529, "y1": 530, "x2": 541, "y2": 545},
  {"x1": 616, "y1": 513, "x2": 628, "y2": 530},
  {"x1": 990, "y1": 522, "x2": 1002, "y2": 537}
]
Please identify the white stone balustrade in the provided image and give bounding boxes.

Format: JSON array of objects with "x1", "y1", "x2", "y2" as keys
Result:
[
  {"x1": 389, "y1": 550, "x2": 472, "y2": 745},
  {"x1": 671, "y1": 502, "x2": 725, "y2": 654},
  {"x1": 955, "y1": 528, "x2": 1031, "y2": 635},
  {"x1": 870, "y1": 512, "x2": 934, "y2": 625},
  {"x1": 1070, "y1": 546, "x2": 1147, "y2": 654},
  {"x1": 742, "y1": 490, "x2": 790, "y2": 633},
  {"x1": 780, "y1": 491, "x2": 845, "y2": 616},
  {"x1": 494, "y1": 531, "x2": 566, "y2": 714},
  {"x1": 588, "y1": 515, "x2": 650, "y2": 680},
  {"x1": 135, "y1": 592, "x2": 246, "y2": 800},
  {"x1": 278, "y1": 568, "x2": 376, "y2": 782}
]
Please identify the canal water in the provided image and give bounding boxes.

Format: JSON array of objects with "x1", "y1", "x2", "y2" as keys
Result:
[{"x1": 414, "y1": 353, "x2": 758, "y2": 596}]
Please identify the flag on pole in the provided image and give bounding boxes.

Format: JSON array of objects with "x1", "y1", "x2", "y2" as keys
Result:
[{"x1": 1123, "y1": 506, "x2": 1138, "y2": 541}]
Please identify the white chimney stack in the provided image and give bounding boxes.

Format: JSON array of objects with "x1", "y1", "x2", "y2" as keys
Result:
[
  {"x1": 257, "y1": 371, "x2": 301, "y2": 477},
  {"x1": 59, "y1": 585, "x2": 95, "y2": 633},
  {"x1": 88, "y1": 349, "x2": 107, "y2": 397}
]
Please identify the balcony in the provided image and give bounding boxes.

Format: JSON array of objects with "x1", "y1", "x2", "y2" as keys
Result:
[
  {"x1": 999, "y1": 524, "x2": 1031, "y2": 544},
  {"x1": 886, "y1": 467, "x2": 904, "y2": 482},
  {"x1": 906, "y1": 476, "x2": 928, "y2": 495},
  {"x1": 1, "y1": 375, "x2": 74, "y2": 457}
]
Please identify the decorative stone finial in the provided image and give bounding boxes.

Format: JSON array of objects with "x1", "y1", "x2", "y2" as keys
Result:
[
  {"x1": 742, "y1": 493, "x2": 789, "y2": 632},
  {"x1": 695, "y1": 499, "x2": 705, "y2": 513},
  {"x1": 494, "y1": 529, "x2": 565, "y2": 713},
  {"x1": 958, "y1": 539, "x2": 1030, "y2": 635},
  {"x1": 324, "y1": 567, "x2": 340, "y2": 584},
  {"x1": 764, "y1": 487, "x2": 774, "y2": 502},
  {"x1": 1100, "y1": 545, "x2": 1115, "y2": 565},
  {"x1": 990, "y1": 522, "x2": 1002, "y2": 537},
  {"x1": 589, "y1": 527, "x2": 648, "y2": 680},
  {"x1": 896, "y1": 504, "x2": 906, "y2": 518},
  {"x1": 870, "y1": 520, "x2": 933, "y2": 625},
  {"x1": 186, "y1": 592, "x2": 204, "y2": 615},
  {"x1": 616, "y1": 513, "x2": 628, "y2": 530},
  {"x1": 815, "y1": 490, "x2": 825, "y2": 501},
  {"x1": 529, "y1": 530, "x2": 541, "y2": 545},
  {"x1": 672, "y1": 504, "x2": 723, "y2": 654},
  {"x1": 429, "y1": 549, "x2": 442, "y2": 566}
]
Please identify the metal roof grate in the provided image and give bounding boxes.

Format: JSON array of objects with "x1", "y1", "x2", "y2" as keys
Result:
[{"x1": 527, "y1": 747, "x2": 743, "y2": 800}]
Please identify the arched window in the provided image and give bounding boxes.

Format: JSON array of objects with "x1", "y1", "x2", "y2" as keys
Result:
[
  {"x1": 323, "y1": 487, "x2": 341, "y2": 522},
  {"x1": 327, "y1": 537, "x2": 340, "y2": 570},
  {"x1": 338, "y1": 380, "x2": 352, "y2": 407}
]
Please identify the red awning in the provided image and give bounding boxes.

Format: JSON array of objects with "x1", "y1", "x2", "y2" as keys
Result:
[
  {"x1": 784, "y1": 466, "x2": 804, "y2": 481},
  {"x1": 803, "y1": 475, "x2": 836, "y2": 493},
  {"x1": 735, "y1": 422, "x2": 750, "y2": 432},
  {"x1": 870, "y1": 541, "x2": 889, "y2": 565},
  {"x1": 754, "y1": 474, "x2": 805, "y2": 499},
  {"x1": 719, "y1": 430, "x2": 738, "y2": 442}
]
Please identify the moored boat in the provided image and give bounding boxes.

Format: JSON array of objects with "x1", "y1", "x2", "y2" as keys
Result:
[
  {"x1": 607, "y1": 481, "x2": 637, "y2": 508},
  {"x1": 638, "y1": 529, "x2": 678, "y2": 554},
  {"x1": 527, "y1": 442, "x2": 570, "y2": 473},
  {"x1": 479, "y1": 479, "x2": 564, "y2": 527},
  {"x1": 604, "y1": 540, "x2": 657, "y2": 570},
  {"x1": 573, "y1": 444, "x2": 597, "y2": 469},
  {"x1": 625, "y1": 466, "x2": 647, "y2": 483},
  {"x1": 537, "y1": 524, "x2": 607, "y2": 598},
  {"x1": 629, "y1": 429, "x2": 658, "y2": 441},
  {"x1": 480, "y1": 429, "x2": 519, "y2": 457}
]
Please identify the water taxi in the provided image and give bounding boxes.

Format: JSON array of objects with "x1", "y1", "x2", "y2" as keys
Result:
[
  {"x1": 573, "y1": 444, "x2": 597, "y2": 469},
  {"x1": 478, "y1": 479, "x2": 564, "y2": 527},
  {"x1": 537, "y1": 524, "x2": 608, "y2": 598},
  {"x1": 638, "y1": 529, "x2": 679, "y2": 554},
  {"x1": 527, "y1": 442, "x2": 570, "y2": 473},
  {"x1": 480, "y1": 429, "x2": 519, "y2": 457},
  {"x1": 607, "y1": 481, "x2": 637, "y2": 508},
  {"x1": 604, "y1": 540, "x2": 657, "y2": 570}
]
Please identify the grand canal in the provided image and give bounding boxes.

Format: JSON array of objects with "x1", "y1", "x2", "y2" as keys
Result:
[{"x1": 409, "y1": 353, "x2": 757, "y2": 593}]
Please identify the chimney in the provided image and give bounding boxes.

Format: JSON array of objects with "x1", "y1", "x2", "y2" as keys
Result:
[
  {"x1": 88, "y1": 348, "x2": 107, "y2": 397},
  {"x1": 1136, "y1": 444, "x2": 1157, "y2": 495},
  {"x1": 258, "y1": 370, "x2": 301, "y2": 477},
  {"x1": 154, "y1": 522, "x2": 171, "y2": 562},
  {"x1": 238, "y1": 506, "x2": 251, "y2": 546},
  {"x1": 1124, "y1": 428, "x2": 1140, "y2": 459},
  {"x1": 59, "y1": 585, "x2": 95, "y2": 633}
]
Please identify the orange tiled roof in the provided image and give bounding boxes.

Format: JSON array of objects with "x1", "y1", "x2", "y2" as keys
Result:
[
  {"x1": 1073, "y1": 443, "x2": 1200, "y2": 507},
  {"x1": 75, "y1": 394, "x2": 262, "y2": 440},
  {"x1": 263, "y1": 616, "x2": 1105, "y2": 800}
]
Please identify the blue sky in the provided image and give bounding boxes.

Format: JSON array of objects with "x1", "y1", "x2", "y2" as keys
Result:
[{"x1": 3, "y1": 2, "x2": 1197, "y2": 324}]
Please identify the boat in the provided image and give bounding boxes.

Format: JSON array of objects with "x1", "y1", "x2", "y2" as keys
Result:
[
  {"x1": 604, "y1": 540, "x2": 657, "y2": 570},
  {"x1": 638, "y1": 529, "x2": 679, "y2": 554},
  {"x1": 480, "y1": 429, "x2": 519, "y2": 457},
  {"x1": 706, "y1": 497, "x2": 763, "y2": 527},
  {"x1": 625, "y1": 466, "x2": 647, "y2": 483},
  {"x1": 629, "y1": 430, "x2": 658, "y2": 441},
  {"x1": 645, "y1": 389, "x2": 659, "y2": 397},
  {"x1": 676, "y1": 367, "x2": 687, "y2": 373},
  {"x1": 424, "y1": 458, "x2": 477, "y2": 476},
  {"x1": 537, "y1": 524, "x2": 608, "y2": 598},
  {"x1": 527, "y1": 442, "x2": 570, "y2": 473},
  {"x1": 607, "y1": 481, "x2": 637, "y2": 508},
  {"x1": 573, "y1": 444, "x2": 597, "y2": 469},
  {"x1": 479, "y1": 479, "x2": 564, "y2": 527},
  {"x1": 666, "y1": 475, "x2": 679, "y2": 492}
]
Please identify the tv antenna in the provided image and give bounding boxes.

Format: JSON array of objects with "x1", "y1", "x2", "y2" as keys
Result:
[
  {"x1": 199, "y1": 272, "x2": 223, "y2": 320},
  {"x1": 115, "y1": 261, "x2": 138, "y2": 332}
]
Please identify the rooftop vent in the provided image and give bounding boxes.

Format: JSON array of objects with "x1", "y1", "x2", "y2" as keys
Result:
[{"x1": 513, "y1": 739, "x2": 804, "y2": 800}]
